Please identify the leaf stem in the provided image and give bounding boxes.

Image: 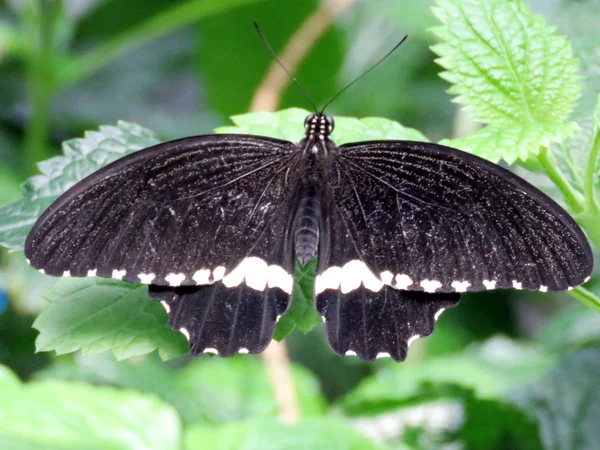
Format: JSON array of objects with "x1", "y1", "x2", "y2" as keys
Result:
[
  {"x1": 583, "y1": 130, "x2": 600, "y2": 214},
  {"x1": 538, "y1": 146, "x2": 584, "y2": 213},
  {"x1": 57, "y1": 0, "x2": 257, "y2": 89},
  {"x1": 23, "y1": 0, "x2": 60, "y2": 175},
  {"x1": 567, "y1": 286, "x2": 600, "y2": 313}
]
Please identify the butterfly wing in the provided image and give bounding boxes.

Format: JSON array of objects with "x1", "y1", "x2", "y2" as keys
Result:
[
  {"x1": 315, "y1": 140, "x2": 592, "y2": 361},
  {"x1": 320, "y1": 140, "x2": 592, "y2": 294},
  {"x1": 26, "y1": 134, "x2": 301, "y2": 355}
]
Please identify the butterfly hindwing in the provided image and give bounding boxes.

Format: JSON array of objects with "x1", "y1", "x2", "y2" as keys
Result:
[
  {"x1": 316, "y1": 198, "x2": 459, "y2": 361},
  {"x1": 326, "y1": 140, "x2": 593, "y2": 294},
  {"x1": 149, "y1": 282, "x2": 289, "y2": 356}
]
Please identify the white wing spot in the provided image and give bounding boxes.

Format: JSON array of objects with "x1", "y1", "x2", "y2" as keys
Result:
[
  {"x1": 315, "y1": 266, "x2": 342, "y2": 294},
  {"x1": 345, "y1": 350, "x2": 357, "y2": 357},
  {"x1": 213, "y1": 266, "x2": 226, "y2": 281},
  {"x1": 584, "y1": 276, "x2": 591, "y2": 283},
  {"x1": 193, "y1": 269, "x2": 211, "y2": 285},
  {"x1": 112, "y1": 269, "x2": 126, "y2": 280},
  {"x1": 434, "y1": 308, "x2": 446, "y2": 321},
  {"x1": 165, "y1": 273, "x2": 186, "y2": 287},
  {"x1": 179, "y1": 328, "x2": 190, "y2": 340},
  {"x1": 238, "y1": 348, "x2": 249, "y2": 354},
  {"x1": 138, "y1": 273, "x2": 156, "y2": 284},
  {"x1": 451, "y1": 280, "x2": 470, "y2": 292},
  {"x1": 421, "y1": 279, "x2": 442, "y2": 293},
  {"x1": 568, "y1": 286, "x2": 574, "y2": 291},
  {"x1": 407, "y1": 334, "x2": 421, "y2": 347},
  {"x1": 160, "y1": 301, "x2": 170, "y2": 313},
  {"x1": 380, "y1": 270, "x2": 394, "y2": 285},
  {"x1": 267, "y1": 265, "x2": 293, "y2": 294},
  {"x1": 63, "y1": 270, "x2": 71, "y2": 277},
  {"x1": 512, "y1": 280, "x2": 523, "y2": 290},
  {"x1": 26, "y1": 258, "x2": 30, "y2": 264},
  {"x1": 483, "y1": 279, "x2": 496, "y2": 290},
  {"x1": 39, "y1": 269, "x2": 45, "y2": 274},
  {"x1": 204, "y1": 348, "x2": 218, "y2": 355},
  {"x1": 316, "y1": 260, "x2": 384, "y2": 294},
  {"x1": 87, "y1": 269, "x2": 97, "y2": 277},
  {"x1": 321, "y1": 315, "x2": 326, "y2": 323},
  {"x1": 376, "y1": 352, "x2": 391, "y2": 359},
  {"x1": 395, "y1": 274, "x2": 413, "y2": 290},
  {"x1": 539, "y1": 285, "x2": 548, "y2": 293}
]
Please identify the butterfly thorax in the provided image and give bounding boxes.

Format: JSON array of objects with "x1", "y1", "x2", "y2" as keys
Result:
[{"x1": 293, "y1": 124, "x2": 336, "y2": 266}]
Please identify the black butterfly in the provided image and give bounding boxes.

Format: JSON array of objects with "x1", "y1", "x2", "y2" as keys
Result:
[{"x1": 24, "y1": 110, "x2": 593, "y2": 361}]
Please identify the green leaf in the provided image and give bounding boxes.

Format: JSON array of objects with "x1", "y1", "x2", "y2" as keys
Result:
[
  {"x1": 216, "y1": 108, "x2": 429, "y2": 144},
  {"x1": 341, "y1": 337, "x2": 552, "y2": 416},
  {"x1": 430, "y1": 0, "x2": 581, "y2": 162},
  {"x1": 33, "y1": 278, "x2": 188, "y2": 361},
  {"x1": 441, "y1": 122, "x2": 579, "y2": 164},
  {"x1": 37, "y1": 353, "x2": 326, "y2": 425},
  {"x1": 0, "y1": 121, "x2": 160, "y2": 250},
  {"x1": 514, "y1": 346, "x2": 600, "y2": 450},
  {"x1": 0, "y1": 365, "x2": 181, "y2": 450},
  {"x1": 184, "y1": 418, "x2": 382, "y2": 450},
  {"x1": 274, "y1": 258, "x2": 320, "y2": 341}
]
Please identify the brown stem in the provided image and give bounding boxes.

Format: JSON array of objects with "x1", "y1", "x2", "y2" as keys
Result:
[
  {"x1": 253, "y1": 0, "x2": 355, "y2": 425},
  {"x1": 249, "y1": 0, "x2": 356, "y2": 112}
]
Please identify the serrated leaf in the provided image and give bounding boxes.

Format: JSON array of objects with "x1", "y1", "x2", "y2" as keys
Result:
[
  {"x1": 441, "y1": 122, "x2": 579, "y2": 164},
  {"x1": 0, "y1": 364, "x2": 181, "y2": 450},
  {"x1": 34, "y1": 278, "x2": 188, "y2": 361},
  {"x1": 184, "y1": 418, "x2": 382, "y2": 450},
  {"x1": 430, "y1": 0, "x2": 582, "y2": 163},
  {"x1": 513, "y1": 346, "x2": 600, "y2": 450},
  {"x1": 0, "y1": 122, "x2": 160, "y2": 250},
  {"x1": 216, "y1": 108, "x2": 429, "y2": 144}
]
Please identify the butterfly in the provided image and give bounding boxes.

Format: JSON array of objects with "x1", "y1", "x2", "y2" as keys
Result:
[{"x1": 24, "y1": 109, "x2": 594, "y2": 361}]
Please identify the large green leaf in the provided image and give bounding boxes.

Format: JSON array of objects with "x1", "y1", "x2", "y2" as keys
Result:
[
  {"x1": 184, "y1": 418, "x2": 381, "y2": 450},
  {"x1": 34, "y1": 278, "x2": 188, "y2": 361},
  {"x1": 0, "y1": 121, "x2": 160, "y2": 250},
  {"x1": 0, "y1": 365, "x2": 181, "y2": 450},
  {"x1": 430, "y1": 0, "x2": 581, "y2": 163},
  {"x1": 37, "y1": 353, "x2": 326, "y2": 425}
]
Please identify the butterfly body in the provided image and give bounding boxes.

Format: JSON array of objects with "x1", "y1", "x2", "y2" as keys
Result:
[{"x1": 25, "y1": 112, "x2": 593, "y2": 361}]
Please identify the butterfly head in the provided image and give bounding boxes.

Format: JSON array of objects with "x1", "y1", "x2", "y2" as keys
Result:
[{"x1": 305, "y1": 114, "x2": 334, "y2": 140}]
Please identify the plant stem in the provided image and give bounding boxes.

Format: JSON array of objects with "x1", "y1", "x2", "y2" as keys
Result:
[
  {"x1": 23, "y1": 0, "x2": 59, "y2": 174},
  {"x1": 567, "y1": 286, "x2": 600, "y2": 313},
  {"x1": 57, "y1": 0, "x2": 258, "y2": 89},
  {"x1": 583, "y1": 130, "x2": 600, "y2": 214},
  {"x1": 538, "y1": 146, "x2": 584, "y2": 213}
]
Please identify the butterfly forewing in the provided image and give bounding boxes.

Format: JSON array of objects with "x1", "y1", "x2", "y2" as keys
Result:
[
  {"x1": 25, "y1": 135, "x2": 298, "y2": 287},
  {"x1": 324, "y1": 140, "x2": 593, "y2": 294}
]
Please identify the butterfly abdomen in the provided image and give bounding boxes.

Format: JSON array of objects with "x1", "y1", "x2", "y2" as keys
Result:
[{"x1": 294, "y1": 183, "x2": 322, "y2": 266}]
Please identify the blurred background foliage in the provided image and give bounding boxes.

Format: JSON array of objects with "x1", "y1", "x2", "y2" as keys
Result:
[{"x1": 0, "y1": 0, "x2": 599, "y2": 449}]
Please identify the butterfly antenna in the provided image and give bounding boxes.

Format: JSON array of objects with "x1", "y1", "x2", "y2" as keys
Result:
[
  {"x1": 320, "y1": 35, "x2": 408, "y2": 113},
  {"x1": 253, "y1": 21, "x2": 318, "y2": 114}
]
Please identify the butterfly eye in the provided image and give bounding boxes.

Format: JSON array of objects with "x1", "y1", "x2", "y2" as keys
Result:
[
  {"x1": 325, "y1": 115, "x2": 335, "y2": 132},
  {"x1": 304, "y1": 114, "x2": 315, "y2": 130}
]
